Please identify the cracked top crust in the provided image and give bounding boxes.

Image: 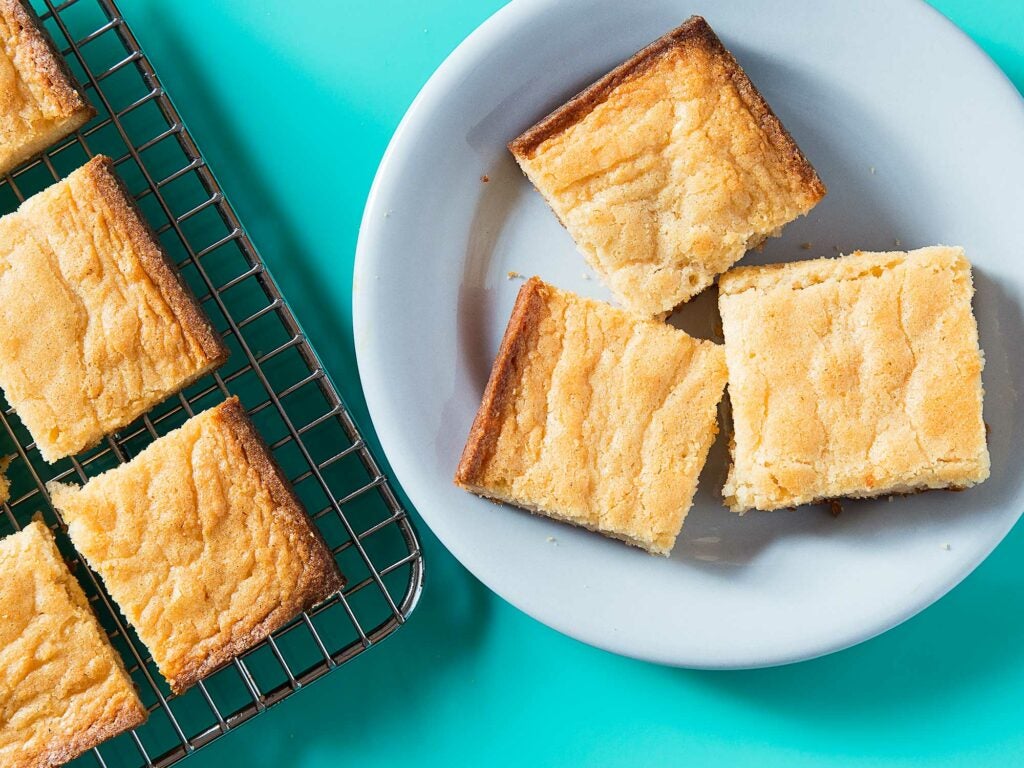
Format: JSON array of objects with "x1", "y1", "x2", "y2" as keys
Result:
[
  {"x1": 49, "y1": 397, "x2": 344, "y2": 694},
  {"x1": 0, "y1": 155, "x2": 229, "y2": 462},
  {"x1": 718, "y1": 246, "x2": 989, "y2": 512},
  {"x1": 509, "y1": 16, "x2": 825, "y2": 317},
  {"x1": 0, "y1": 0, "x2": 95, "y2": 174},
  {"x1": 455, "y1": 277, "x2": 728, "y2": 555},
  {"x1": 0, "y1": 521, "x2": 146, "y2": 767}
]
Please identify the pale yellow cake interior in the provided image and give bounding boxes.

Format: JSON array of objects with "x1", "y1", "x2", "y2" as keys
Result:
[
  {"x1": 0, "y1": 521, "x2": 146, "y2": 767},
  {"x1": 513, "y1": 33, "x2": 823, "y2": 317},
  {"x1": 457, "y1": 278, "x2": 728, "y2": 555},
  {"x1": 0, "y1": 156, "x2": 226, "y2": 461},
  {"x1": 719, "y1": 246, "x2": 989, "y2": 512},
  {"x1": 50, "y1": 398, "x2": 342, "y2": 693}
]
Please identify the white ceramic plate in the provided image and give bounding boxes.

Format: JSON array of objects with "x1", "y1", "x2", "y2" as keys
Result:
[{"x1": 353, "y1": 0, "x2": 1024, "y2": 668}]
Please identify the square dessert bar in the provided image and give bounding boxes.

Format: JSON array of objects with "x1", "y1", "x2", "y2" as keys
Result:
[
  {"x1": 509, "y1": 16, "x2": 825, "y2": 318},
  {"x1": 719, "y1": 246, "x2": 989, "y2": 512},
  {"x1": 0, "y1": 155, "x2": 228, "y2": 462},
  {"x1": 50, "y1": 397, "x2": 344, "y2": 694},
  {"x1": 0, "y1": 522, "x2": 146, "y2": 767},
  {"x1": 455, "y1": 277, "x2": 728, "y2": 555},
  {"x1": 0, "y1": 0, "x2": 95, "y2": 174}
]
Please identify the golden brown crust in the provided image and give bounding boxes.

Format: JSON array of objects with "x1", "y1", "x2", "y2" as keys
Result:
[
  {"x1": 216, "y1": 399, "x2": 342, "y2": 596},
  {"x1": 51, "y1": 397, "x2": 344, "y2": 696},
  {"x1": 35, "y1": 699, "x2": 148, "y2": 768},
  {"x1": 0, "y1": 155, "x2": 231, "y2": 461},
  {"x1": 719, "y1": 246, "x2": 989, "y2": 512},
  {"x1": 160, "y1": 397, "x2": 343, "y2": 693},
  {"x1": 167, "y1": 614, "x2": 281, "y2": 694},
  {"x1": 0, "y1": 0, "x2": 93, "y2": 119},
  {"x1": 455, "y1": 278, "x2": 728, "y2": 555},
  {"x1": 698, "y1": 23, "x2": 826, "y2": 201},
  {"x1": 0, "y1": 0, "x2": 95, "y2": 176},
  {"x1": 454, "y1": 277, "x2": 547, "y2": 487},
  {"x1": 158, "y1": 398, "x2": 348, "y2": 681},
  {"x1": 509, "y1": 15, "x2": 823, "y2": 199},
  {"x1": 507, "y1": 16, "x2": 826, "y2": 316},
  {"x1": 84, "y1": 155, "x2": 229, "y2": 368},
  {"x1": 0, "y1": 522, "x2": 147, "y2": 767}
]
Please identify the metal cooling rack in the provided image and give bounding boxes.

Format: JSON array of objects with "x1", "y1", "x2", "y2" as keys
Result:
[{"x1": 0, "y1": 0, "x2": 424, "y2": 765}]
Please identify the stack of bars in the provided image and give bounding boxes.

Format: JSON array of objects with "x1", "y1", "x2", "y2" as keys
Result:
[
  {"x1": 456, "y1": 17, "x2": 990, "y2": 555},
  {"x1": 0, "y1": 2, "x2": 344, "y2": 765}
]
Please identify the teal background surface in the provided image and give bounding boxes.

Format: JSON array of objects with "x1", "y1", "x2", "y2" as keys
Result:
[{"x1": 115, "y1": 1, "x2": 1024, "y2": 765}]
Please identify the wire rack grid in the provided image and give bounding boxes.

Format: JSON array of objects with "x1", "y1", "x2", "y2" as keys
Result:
[{"x1": 0, "y1": 0, "x2": 424, "y2": 765}]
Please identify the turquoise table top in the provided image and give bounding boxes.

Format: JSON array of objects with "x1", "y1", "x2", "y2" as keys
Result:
[{"x1": 116, "y1": 1, "x2": 1024, "y2": 765}]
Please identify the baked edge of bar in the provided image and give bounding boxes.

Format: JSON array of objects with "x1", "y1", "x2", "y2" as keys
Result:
[
  {"x1": 507, "y1": 15, "x2": 825, "y2": 200},
  {"x1": 81, "y1": 155, "x2": 229, "y2": 368},
  {"x1": 718, "y1": 246, "x2": 969, "y2": 298},
  {"x1": 166, "y1": 396, "x2": 345, "y2": 693},
  {"x1": 1, "y1": 0, "x2": 95, "y2": 118},
  {"x1": 6, "y1": 521, "x2": 147, "y2": 766},
  {"x1": 454, "y1": 276, "x2": 549, "y2": 489}
]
